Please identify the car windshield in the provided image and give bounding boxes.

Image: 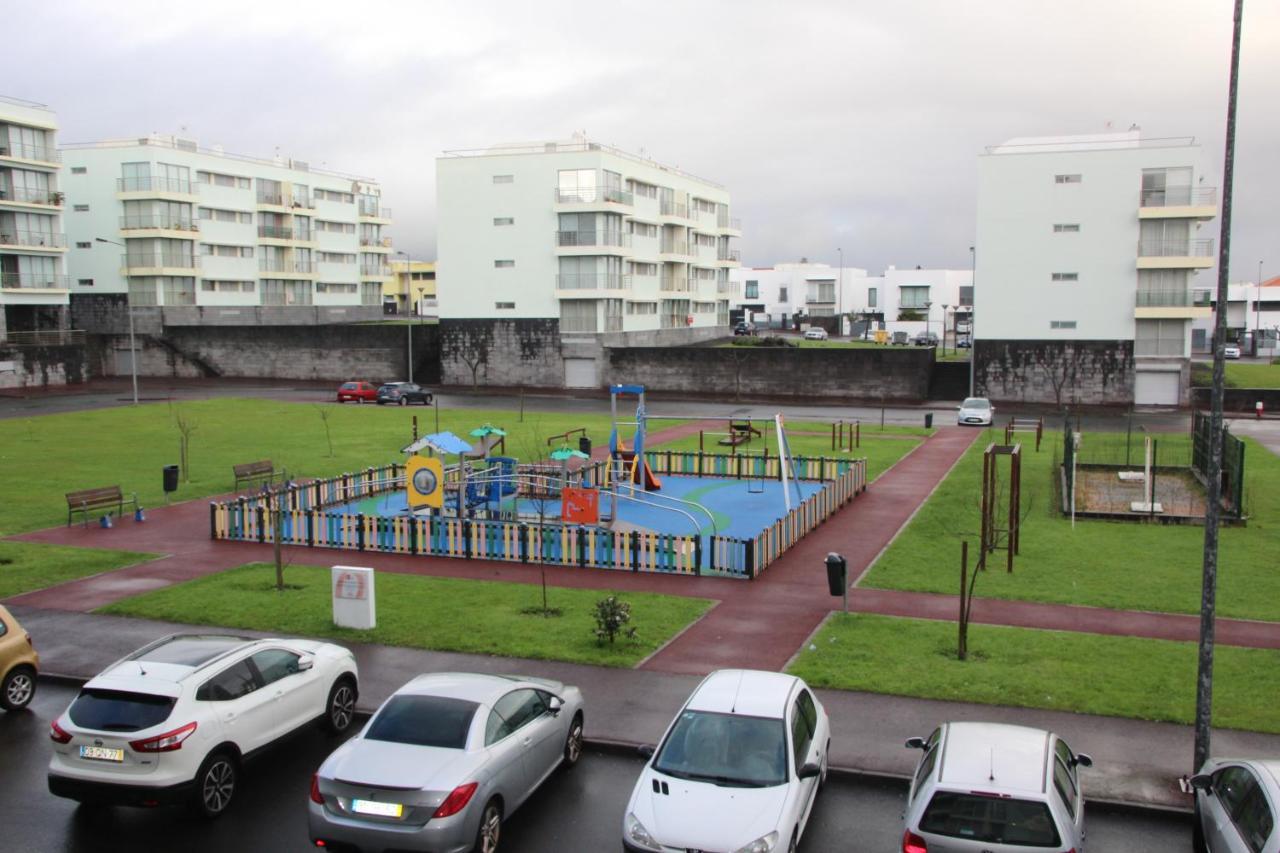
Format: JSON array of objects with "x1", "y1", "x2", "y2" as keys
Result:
[
  {"x1": 920, "y1": 791, "x2": 1061, "y2": 847},
  {"x1": 961, "y1": 398, "x2": 990, "y2": 409},
  {"x1": 653, "y1": 710, "x2": 786, "y2": 787},
  {"x1": 364, "y1": 695, "x2": 478, "y2": 749},
  {"x1": 68, "y1": 689, "x2": 177, "y2": 732}
]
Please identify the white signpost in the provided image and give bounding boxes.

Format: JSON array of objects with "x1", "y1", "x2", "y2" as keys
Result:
[{"x1": 331, "y1": 565, "x2": 376, "y2": 630}]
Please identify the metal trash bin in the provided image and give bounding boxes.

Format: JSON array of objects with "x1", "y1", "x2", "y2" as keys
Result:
[
  {"x1": 579, "y1": 435, "x2": 592, "y2": 456},
  {"x1": 163, "y1": 464, "x2": 180, "y2": 493},
  {"x1": 825, "y1": 553, "x2": 847, "y2": 596},
  {"x1": 924, "y1": 413, "x2": 934, "y2": 429}
]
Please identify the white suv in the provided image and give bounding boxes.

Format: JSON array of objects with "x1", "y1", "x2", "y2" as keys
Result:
[{"x1": 48, "y1": 633, "x2": 358, "y2": 817}]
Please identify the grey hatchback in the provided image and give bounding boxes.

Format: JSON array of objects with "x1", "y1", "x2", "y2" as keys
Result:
[{"x1": 376, "y1": 382, "x2": 433, "y2": 406}]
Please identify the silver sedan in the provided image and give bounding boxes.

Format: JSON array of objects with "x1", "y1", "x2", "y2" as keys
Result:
[
  {"x1": 309, "y1": 672, "x2": 585, "y2": 853},
  {"x1": 1192, "y1": 758, "x2": 1280, "y2": 852}
]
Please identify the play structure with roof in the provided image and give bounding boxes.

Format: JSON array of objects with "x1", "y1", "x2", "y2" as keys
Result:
[{"x1": 209, "y1": 384, "x2": 868, "y2": 578}]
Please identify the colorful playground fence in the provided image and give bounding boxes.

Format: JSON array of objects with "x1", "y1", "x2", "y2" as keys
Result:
[{"x1": 209, "y1": 453, "x2": 866, "y2": 579}]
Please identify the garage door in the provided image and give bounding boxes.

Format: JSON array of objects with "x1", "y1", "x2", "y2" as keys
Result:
[
  {"x1": 1134, "y1": 370, "x2": 1180, "y2": 406},
  {"x1": 563, "y1": 358, "x2": 598, "y2": 389}
]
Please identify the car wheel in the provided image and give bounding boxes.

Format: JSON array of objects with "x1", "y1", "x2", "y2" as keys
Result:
[
  {"x1": 0, "y1": 665, "x2": 36, "y2": 711},
  {"x1": 474, "y1": 798, "x2": 502, "y2": 853},
  {"x1": 563, "y1": 713, "x2": 584, "y2": 767},
  {"x1": 191, "y1": 751, "x2": 238, "y2": 818},
  {"x1": 323, "y1": 677, "x2": 358, "y2": 734},
  {"x1": 398, "y1": 398, "x2": 407, "y2": 407}
]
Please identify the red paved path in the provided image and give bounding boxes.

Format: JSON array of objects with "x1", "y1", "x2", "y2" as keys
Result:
[{"x1": 10, "y1": 424, "x2": 1280, "y2": 672}]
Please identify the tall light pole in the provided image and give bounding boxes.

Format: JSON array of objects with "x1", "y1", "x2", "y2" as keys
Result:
[
  {"x1": 837, "y1": 247, "x2": 844, "y2": 336},
  {"x1": 968, "y1": 245, "x2": 976, "y2": 397},
  {"x1": 942, "y1": 303, "x2": 950, "y2": 356},
  {"x1": 396, "y1": 250, "x2": 413, "y2": 383},
  {"x1": 95, "y1": 237, "x2": 138, "y2": 405},
  {"x1": 1256, "y1": 260, "x2": 1264, "y2": 354}
]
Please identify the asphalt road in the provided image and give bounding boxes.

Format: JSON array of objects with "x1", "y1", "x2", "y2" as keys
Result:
[{"x1": 3, "y1": 684, "x2": 1191, "y2": 852}]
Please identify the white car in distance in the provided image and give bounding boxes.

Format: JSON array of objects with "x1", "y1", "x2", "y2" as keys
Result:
[
  {"x1": 623, "y1": 669, "x2": 830, "y2": 853},
  {"x1": 957, "y1": 397, "x2": 994, "y2": 426},
  {"x1": 48, "y1": 633, "x2": 358, "y2": 817},
  {"x1": 803, "y1": 327, "x2": 828, "y2": 341}
]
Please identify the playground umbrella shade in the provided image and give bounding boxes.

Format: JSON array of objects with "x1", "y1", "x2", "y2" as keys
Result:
[{"x1": 468, "y1": 424, "x2": 508, "y2": 438}]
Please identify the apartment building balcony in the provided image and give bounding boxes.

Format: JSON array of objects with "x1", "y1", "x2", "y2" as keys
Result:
[
  {"x1": 0, "y1": 186, "x2": 64, "y2": 208},
  {"x1": 120, "y1": 252, "x2": 199, "y2": 275},
  {"x1": 257, "y1": 224, "x2": 314, "y2": 245},
  {"x1": 1, "y1": 272, "x2": 70, "y2": 290},
  {"x1": 716, "y1": 248, "x2": 741, "y2": 263},
  {"x1": 660, "y1": 276, "x2": 694, "y2": 293},
  {"x1": 359, "y1": 236, "x2": 394, "y2": 253},
  {"x1": 717, "y1": 214, "x2": 743, "y2": 236},
  {"x1": 116, "y1": 176, "x2": 198, "y2": 201},
  {"x1": 1134, "y1": 289, "x2": 1213, "y2": 319},
  {"x1": 360, "y1": 263, "x2": 391, "y2": 277},
  {"x1": 258, "y1": 258, "x2": 315, "y2": 278},
  {"x1": 716, "y1": 281, "x2": 740, "y2": 296},
  {"x1": 358, "y1": 204, "x2": 392, "y2": 223},
  {"x1": 289, "y1": 194, "x2": 315, "y2": 212},
  {"x1": 555, "y1": 230, "x2": 631, "y2": 256},
  {"x1": 1138, "y1": 186, "x2": 1217, "y2": 220},
  {"x1": 659, "y1": 239, "x2": 696, "y2": 260},
  {"x1": 552, "y1": 187, "x2": 634, "y2": 211},
  {"x1": 119, "y1": 215, "x2": 199, "y2": 239},
  {"x1": 1137, "y1": 238, "x2": 1215, "y2": 269},
  {"x1": 658, "y1": 201, "x2": 692, "y2": 223},
  {"x1": 0, "y1": 230, "x2": 67, "y2": 251},
  {"x1": 555, "y1": 273, "x2": 632, "y2": 297},
  {"x1": 0, "y1": 140, "x2": 61, "y2": 168}
]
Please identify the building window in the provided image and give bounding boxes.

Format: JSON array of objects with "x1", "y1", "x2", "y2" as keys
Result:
[
  {"x1": 1051, "y1": 273, "x2": 1078, "y2": 282},
  {"x1": 868, "y1": 287, "x2": 877, "y2": 308},
  {"x1": 494, "y1": 260, "x2": 514, "y2": 268},
  {"x1": 73, "y1": 204, "x2": 89, "y2": 212},
  {"x1": 78, "y1": 279, "x2": 93, "y2": 286},
  {"x1": 1053, "y1": 224, "x2": 1080, "y2": 233},
  {"x1": 495, "y1": 301, "x2": 515, "y2": 309},
  {"x1": 70, "y1": 166, "x2": 87, "y2": 175},
  {"x1": 75, "y1": 241, "x2": 91, "y2": 249},
  {"x1": 899, "y1": 285, "x2": 929, "y2": 308},
  {"x1": 1049, "y1": 320, "x2": 1078, "y2": 330},
  {"x1": 744, "y1": 280, "x2": 759, "y2": 299},
  {"x1": 1136, "y1": 319, "x2": 1185, "y2": 356},
  {"x1": 958, "y1": 285, "x2": 973, "y2": 307},
  {"x1": 560, "y1": 299, "x2": 598, "y2": 333},
  {"x1": 493, "y1": 217, "x2": 514, "y2": 226},
  {"x1": 492, "y1": 174, "x2": 514, "y2": 184},
  {"x1": 1055, "y1": 174, "x2": 1082, "y2": 184},
  {"x1": 626, "y1": 301, "x2": 658, "y2": 315},
  {"x1": 777, "y1": 286, "x2": 788, "y2": 302}
]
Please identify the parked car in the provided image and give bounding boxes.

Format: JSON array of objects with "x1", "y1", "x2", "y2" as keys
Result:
[
  {"x1": 803, "y1": 326, "x2": 829, "y2": 341},
  {"x1": 336, "y1": 381, "x2": 379, "y2": 404},
  {"x1": 1224, "y1": 344, "x2": 1242, "y2": 359},
  {"x1": 48, "y1": 634, "x2": 358, "y2": 817},
  {"x1": 734, "y1": 321, "x2": 757, "y2": 336},
  {"x1": 892, "y1": 331, "x2": 910, "y2": 346},
  {"x1": 957, "y1": 396, "x2": 994, "y2": 426},
  {"x1": 1190, "y1": 758, "x2": 1280, "y2": 852},
  {"x1": 0, "y1": 604, "x2": 38, "y2": 712},
  {"x1": 310, "y1": 672, "x2": 585, "y2": 853},
  {"x1": 622, "y1": 669, "x2": 829, "y2": 853},
  {"x1": 902, "y1": 722, "x2": 1092, "y2": 853},
  {"x1": 955, "y1": 336, "x2": 972, "y2": 349},
  {"x1": 376, "y1": 382, "x2": 434, "y2": 406},
  {"x1": 913, "y1": 332, "x2": 939, "y2": 347}
]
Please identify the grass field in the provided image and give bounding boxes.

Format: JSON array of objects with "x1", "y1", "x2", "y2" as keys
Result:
[
  {"x1": 860, "y1": 430, "x2": 1280, "y2": 622},
  {"x1": 1192, "y1": 361, "x2": 1280, "y2": 389},
  {"x1": 790, "y1": 613, "x2": 1280, "y2": 733},
  {"x1": 0, "y1": 541, "x2": 154, "y2": 599},
  {"x1": 100, "y1": 563, "x2": 713, "y2": 668}
]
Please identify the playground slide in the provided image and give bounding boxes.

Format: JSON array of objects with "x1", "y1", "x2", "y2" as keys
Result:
[{"x1": 618, "y1": 450, "x2": 662, "y2": 491}]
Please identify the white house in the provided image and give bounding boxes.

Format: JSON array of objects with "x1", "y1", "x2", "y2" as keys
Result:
[
  {"x1": 1193, "y1": 276, "x2": 1280, "y2": 355},
  {"x1": 975, "y1": 130, "x2": 1217, "y2": 406}
]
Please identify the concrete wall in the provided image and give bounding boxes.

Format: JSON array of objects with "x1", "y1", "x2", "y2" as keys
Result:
[
  {"x1": 71, "y1": 294, "x2": 381, "y2": 333},
  {"x1": 439, "y1": 318, "x2": 564, "y2": 389},
  {"x1": 0, "y1": 343, "x2": 88, "y2": 389},
  {"x1": 606, "y1": 344, "x2": 934, "y2": 401},
  {"x1": 975, "y1": 339, "x2": 1134, "y2": 406}
]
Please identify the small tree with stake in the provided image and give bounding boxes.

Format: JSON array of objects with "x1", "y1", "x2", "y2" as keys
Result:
[{"x1": 593, "y1": 596, "x2": 637, "y2": 645}]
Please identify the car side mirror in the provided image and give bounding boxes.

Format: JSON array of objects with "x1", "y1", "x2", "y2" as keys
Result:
[
  {"x1": 637, "y1": 744, "x2": 656, "y2": 759},
  {"x1": 547, "y1": 695, "x2": 563, "y2": 717},
  {"x1": 1072, "y1": 752, "x2": 1093, "y2": 768},
  {"x1": 297, "y1": 655, "x2": 314, "y2": 672},
  {"x1": 905, "y1": 736, "x2": 927, "y2": 750},
  {"x1": 797, "y1": 761, "x2": 822, "y2": 779},
  {"x1": 1190, "y1": 773, "x2": 1213, "y2": 792}
]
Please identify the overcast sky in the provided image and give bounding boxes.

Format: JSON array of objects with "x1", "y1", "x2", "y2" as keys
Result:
[{"x1": 8, "y1": 0, "x2": 1277, "y2": 281}]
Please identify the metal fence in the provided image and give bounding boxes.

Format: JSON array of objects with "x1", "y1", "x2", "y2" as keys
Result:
[{"x1": 1192, "y1": 411, "x2": 1246, "y2": 518}]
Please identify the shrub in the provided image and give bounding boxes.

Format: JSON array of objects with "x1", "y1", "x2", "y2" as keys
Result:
[
  {"x1": 592, "y1": 595, "x2": 637, "y2": 644},
  {"x1": 730, "y1": 335, "x2": 797, "y2": 348}
]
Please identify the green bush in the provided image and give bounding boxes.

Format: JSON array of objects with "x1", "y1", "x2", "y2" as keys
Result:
[
  {"x1": 729, "y1": 335, "x2": 797, "y2": 348},
  {"x1": 592, "y1": 595, "x2": 638, "y2": 644}
]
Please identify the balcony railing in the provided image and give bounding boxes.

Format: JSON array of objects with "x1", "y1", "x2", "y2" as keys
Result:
[
  {"x1": 259, "y1": 225, "x2": 293, "y2": 239},
  {"x1": 555, "y1": 230, "x2": 631, "y2": 248},
  {"x1": 660, "y1": 240, "x2": 690, "y2": 255},
  {"x1": 295, "y1": 230, "x2": 312, "y2": 241},
  {"x1": 361, "y1": 264, "x2": 390, "y2": 276},
  {"x1": 122, "y1": 253, "x2": 199, "y2": 270},
  {"x1": 660, "y1": 201, "x2": 689, "y2": 218},
  {"x1": 1140, "y1": 187, "x2": 1217, "y2": 207},
  {"x1": 0, "y1": 141, "x2": 61, "y2": 162},
  {"x1": 660, "y1": 277, "x2": 693, "y2": 292},
  {"x1": 119, "y1": 215, "x2": 198, "y2": 232},
  {"x1": 290, "y1": 195, "x2": 312, "y2": 209},
  {"x1": 0, "y1": 187, "x2": 63, "y2": 205},
  {"x1": 257, "y1": 191, "x2": 284, "y2": 205},
  {"x1": 293, "y1": 260, "x2": 314, "y2": 273},
  {"x1": 0, "y1": 229, "x2": 66, "y2": 248},
  {"x1": 117, "y1": 176, "x2": 194, "y2": 194},
  {"x1": 717, "y1": 215, "x2": 742, "y2": 229},
  {"x1": 717, "y1": 248, "x2": 740, "y2": 262},
  {"x1": 0, "y1": 329, "x2": 84, "y2": 347},
  {"x1": 358, "y1": 204, "x2": 391, "y2": 218},
  {"x1": 1136, "y1": 290, "x2": 1213, "y2": 307},
  {"x1": 899, "y1": 301, "x2": 931, "y2": 310},
  {"x1": 259, "y1": 259, "x2": 288, "y2": 273},
  {"x1": 1138, "y1": 238, "x2": 1215, "y2": 258},
  {"x1": 717, "y1": 282, "x2": 739, "y2": 295},
  {"x1": 556, "y1": 273, "x2": 632, "y2": 290},
  {"x1": 553, "y1": 187, "x2": 634, "y2": 206},
  {"x1": 1, "y1": 272, "x2": 70, "y2": 289}
]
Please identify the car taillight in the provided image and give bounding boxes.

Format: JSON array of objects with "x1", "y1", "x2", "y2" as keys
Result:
[
  {"x1": 129, "y1": 721, "x2": 197, "y2": 752},
  {"x1": 50, "y1": 718, "x2": 73, "y2": 744},
  {"x1": 902, "y1": 830, "x2": 928, "y2": 853},
  {"x1": 432, "y1": 782, "x2": 478, "y2": 818},
  {"x1": 310, "y1": 773, "x2": 325, "y2": 804}
]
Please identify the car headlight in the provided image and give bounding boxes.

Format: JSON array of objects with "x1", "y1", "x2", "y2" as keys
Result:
[
  {"x1": 733, "y1": 831, "x2": 779, "y2": 853},
  {"x1": 625, "y1": 812, "x2": 661, "y2": 851}
]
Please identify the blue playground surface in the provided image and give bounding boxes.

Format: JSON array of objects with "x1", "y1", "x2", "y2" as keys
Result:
[{"x1": 333, "y1": 474, "x2": 822, "y2": 541}]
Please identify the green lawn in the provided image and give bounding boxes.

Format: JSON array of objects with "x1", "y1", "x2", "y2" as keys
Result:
[
  {"x1": 100, "y1": 563, "x2": 713, "y2": 668},
  {"x1": 1192, "y1": 361, "x2": 1280, "y2": 389},
  {"x1": 0, "y1": 541, "x2": 154, "y2": 599},
  {"x1": 0, "y1": 399, "x2": 642, "y2": 536},
  {"x1": 791, "y1": 613, "x2": 1280, "y2": 733},
  {"x1": 861, "y1": 432, "x2": 1280, "y2": 621},
  {"x1": 648, "y1": 428, "x2": 922, "y2": 483}
]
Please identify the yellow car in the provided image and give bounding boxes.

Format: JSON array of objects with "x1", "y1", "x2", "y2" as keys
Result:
[{"x1": 0, "y1": 604, "x2": 38, "y2": 711}]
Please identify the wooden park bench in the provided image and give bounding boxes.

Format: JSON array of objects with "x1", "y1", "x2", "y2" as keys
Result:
[
  {"x1": 66, "y1": 485, "x2": 138, "y2": 527},
  {"x1": 233, "y1": 459, "x2": 279, "y2": 491}
]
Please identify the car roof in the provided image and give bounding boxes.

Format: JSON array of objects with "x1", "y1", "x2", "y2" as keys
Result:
[
  {"x1": 936, "y1": 722, "x2": 1052, "y2": 794},
  {"x1": 92, "y1": 634, "x2": 258, "y2": 689},
  {"x1": 685, "y1": 669, "x2": 798, "y2": 718},
  {"x1": 394, "y1": 672, "x2": 562, "y2": 706}
]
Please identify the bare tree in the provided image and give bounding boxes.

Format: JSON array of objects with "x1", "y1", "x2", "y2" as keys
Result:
[
  {"x1": 175, "y1": 409, "x2": 198, "y2": 483},
  {"x1": 316, "y1": 405, "x2": 335, "y2": 457}
]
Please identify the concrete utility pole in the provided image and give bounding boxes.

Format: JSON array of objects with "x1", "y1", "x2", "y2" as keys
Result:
[
  {"x1": 968, "y1": 246, "x2": 976, "y2": 397},
  {"x1": 1195, "y1": 0, "x2": 1244, "y2": 774},
  {"x1": 397, "y1": 250, "x2": 413, "y2": 383},
  {"x1": 837, "y1": 247, "x2": 844, "y2": 336}
]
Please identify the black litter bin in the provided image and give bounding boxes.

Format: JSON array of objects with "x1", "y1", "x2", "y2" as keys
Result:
[
  {"x1": 579, "y1": 435, "x2": 592, "y2": 456},
  {"x1": 924, "y1": 413, "x2": 934, "y2": 429},
  {"x1": 163, "y1": 464, "x2": 180, "y2": 493},
  {"x1": 825, "y1": 553, "x2": 847, "y2": 596}
]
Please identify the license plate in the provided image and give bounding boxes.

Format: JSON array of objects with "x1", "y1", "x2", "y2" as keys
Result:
[
  {"x1": 79, "y1": 745, "x2": 124, "y2": 763},
  {"x1": 351, "y1": 799, "x2": 403, "y2": 818}
]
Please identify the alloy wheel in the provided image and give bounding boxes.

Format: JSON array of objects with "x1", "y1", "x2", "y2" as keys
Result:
[
  {"x1": 5, "y1": 671, "x2": 34, "y2": 708},
  {"x1": 565, "y1": 718, "x2": 584, "y2": 765},
  {"x1": 330, "y1": 683, "x2": 355, "y2": 732},
  {"x1": 479, "y1": 802, "x2": 502, "y2": 853},
  {"x1": 201, "y1": 757, "x2": 235, "y2": 816}
]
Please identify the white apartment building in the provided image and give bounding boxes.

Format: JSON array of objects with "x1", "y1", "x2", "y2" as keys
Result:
[
  {"x1": 62, "y1": 135, "x2": 393, "y2": 321},
  {"x1": 436, "y1": 138, "x2": 741, "y2": 387},
  {"x1": 0, "y1": 95, "x2": 69, "y2": 338},
  {"x1": 1193, "y1": 277, "x2": 1280, "y2": 354},
  {"x1": 976, "y1": 131, "x2": 1217, "y2": 406}
]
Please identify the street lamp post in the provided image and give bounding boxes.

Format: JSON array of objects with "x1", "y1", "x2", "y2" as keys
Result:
[
  {"x1": 837, "y1": 247, "x2": 844, "y2": 337},
  {"x1": 95, "y1": 237, "x2": 138, "y2": 405},
  {"x1": 968, "y1": 245, "x2": 976, "y2": 397},
  {"x1": 1257, "y1": 260, "x2": 1264, "y2": 355},
  {"x1": 923, "y1": 300, "x2": 932, "y2": 343},
  {"x1": 397, "y1": 250, "x2": 413, "y2": 384},
  {"x1": 942, "y1": 303, "x2": 949, "y2": 356}
]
